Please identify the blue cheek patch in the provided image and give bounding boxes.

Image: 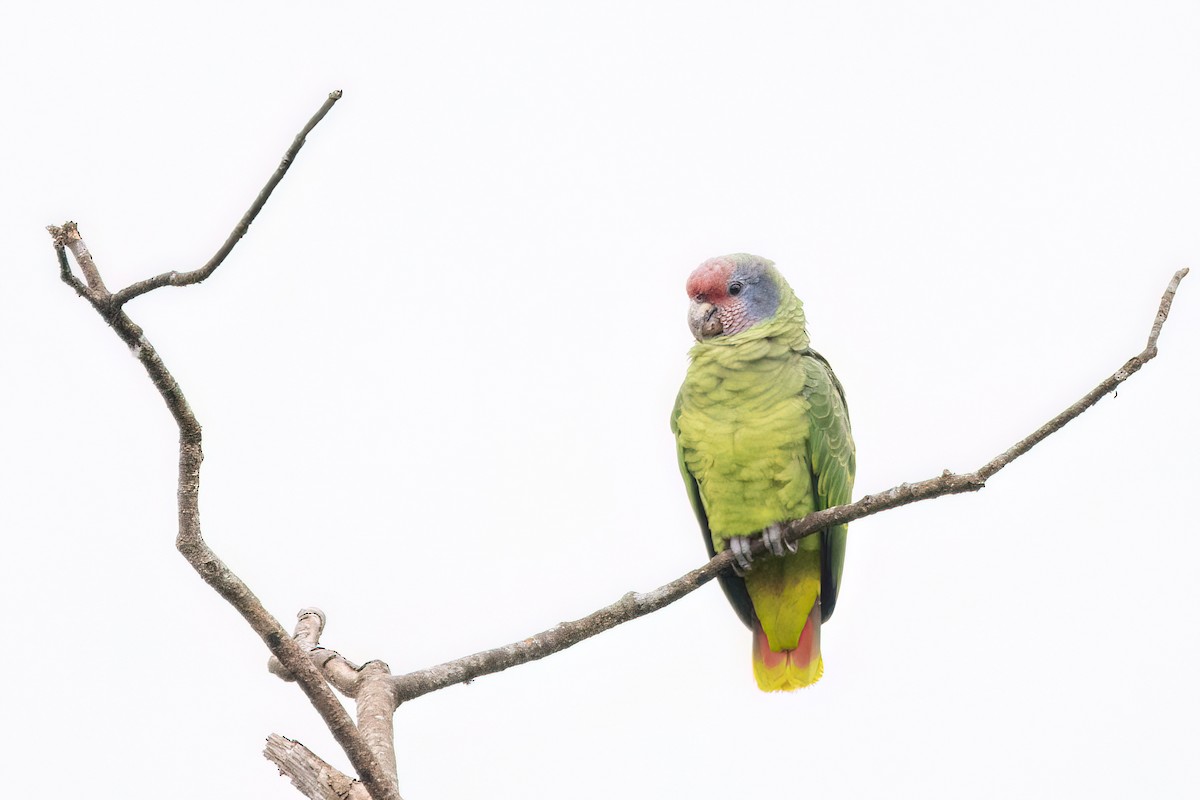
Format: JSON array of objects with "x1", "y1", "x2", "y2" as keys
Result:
[{"x1": 733, "y1": 262, "x2": 781, "y2": 324}]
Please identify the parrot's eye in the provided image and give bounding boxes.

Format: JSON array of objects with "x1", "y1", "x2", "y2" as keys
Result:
[{"x1": 728, "y1": 282, "x2": 744, "y2": 296}]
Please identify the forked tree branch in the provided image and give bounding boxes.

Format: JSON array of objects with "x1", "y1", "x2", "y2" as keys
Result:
[
  {"x1": 268, "y1": 609, "x2": 400, "y2": 784},
  {"x1": 49, "y1": 93, "x2": 401, "y2": 800},
  {"x1": 388, "y1": 267, "x2": 1189, "y2": 704},
  {"x1": 267, "y1": 610, "x2": 398, "y2": 799}
]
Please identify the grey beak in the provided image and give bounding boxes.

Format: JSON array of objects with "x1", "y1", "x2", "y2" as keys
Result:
[{"x1": 688, "y1": 301, "x2": 723, "y2": 341}]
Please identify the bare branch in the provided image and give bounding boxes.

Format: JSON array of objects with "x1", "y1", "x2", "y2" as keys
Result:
[
  {"x1": 49, "y1": 228, "x2": 89, "y2": 298},
  {"x1": 356, "y1": 663, "x2": 400, "y2": 785},
  {"x1": 390, "y1": 268, "x2": 1189, "y2": 704},
  {"x1": 268, "y1": 608, "x2": 373, "y2": 696},
  {"x1": 268, "y1": 610, "x2": 401, "y2": 796},
  {"x1": 110, "y1": 90, "x2": 343, "y2": 308},
  {"x1": 1146, "y1": 268, "x2": 1187, "y2": 351},
  {"x1": 393, "y1": 569, "x2": 714, "y2": 704},
  {"x1": 265, "y1": 734, "x2": 371, "y2": 800},
  {"x1": 972, "y1": 266, "x2": 1187, "y2": 483},
  {"x1": 269, "y1": 608, "x2": 334, "y2": 682},
  {"x1": 48, "y1": 95, "x2": 400, "y2": 800},
  {"x1": 49, "y1": 220, "x2": 109, "y2": 294},
  {"x1": 51, "y1": 225, "x2": 397, "y2": 799}
]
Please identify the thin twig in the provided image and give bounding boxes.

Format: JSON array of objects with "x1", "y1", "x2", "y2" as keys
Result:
[
  {"x1": 109, "y1": 90, "x2": 343, "y2": 308},
  {"x1": 390, "y1": 268, "x2": 1189, "y2": 704},
  {"x1": 50, "y1": 229, "x2": 88, "y2": 297}
]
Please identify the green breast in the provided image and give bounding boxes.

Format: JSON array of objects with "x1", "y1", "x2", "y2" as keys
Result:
[{"x1": 676, "y1": 331, "x2": 814, "y2": 546}]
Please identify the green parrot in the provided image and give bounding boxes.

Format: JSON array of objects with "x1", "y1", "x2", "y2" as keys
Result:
[{"x1": 671, "y1": 254, "x2": 855, "y2": 691}]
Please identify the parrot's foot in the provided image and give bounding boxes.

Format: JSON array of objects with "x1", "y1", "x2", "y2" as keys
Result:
[
  {"x1": 763, "y1": 523, "x2": 797, "y2": 556},
  {"x1": 729, "y1": 535, "x2": 755, "y2": 575}
]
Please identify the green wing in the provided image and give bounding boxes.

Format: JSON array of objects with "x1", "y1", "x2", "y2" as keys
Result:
[
  {"x1": 671, "y1": 391, "x2": 755, "y2": 628},
  {"x1": 802, "y1": 350, "x2": 856, "y2": 623}
]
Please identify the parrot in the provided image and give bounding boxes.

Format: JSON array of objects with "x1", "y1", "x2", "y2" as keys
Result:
[{"x1": 670, "y1": 253, "x2": 855, "y2": 691}]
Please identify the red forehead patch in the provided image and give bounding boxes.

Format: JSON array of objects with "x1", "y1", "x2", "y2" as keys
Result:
[{"x1": 686, "y1": 258, "x2": 734, "y2": 300}]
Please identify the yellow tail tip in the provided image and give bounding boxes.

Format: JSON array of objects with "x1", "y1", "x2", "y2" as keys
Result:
[
  {"x1": 754, "y1": 652, "x2": 824, "y2": 691},
  {"x1": 751, "y1": 600, "x2": 824, "y2": 691}
]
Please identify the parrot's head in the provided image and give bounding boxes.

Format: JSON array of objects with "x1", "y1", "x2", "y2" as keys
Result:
[{"x1": 685, "y1": 253, "x2": 785, "y2": 341}]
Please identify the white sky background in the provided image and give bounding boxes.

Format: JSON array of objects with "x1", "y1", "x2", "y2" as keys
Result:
[{"x1": 2, "y1": 1, "x2": 1198, "y2": 797}]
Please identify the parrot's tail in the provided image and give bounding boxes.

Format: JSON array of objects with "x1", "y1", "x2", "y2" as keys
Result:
[{"x1": 751, "y1": 599, "x2": 823, "y2": 691}]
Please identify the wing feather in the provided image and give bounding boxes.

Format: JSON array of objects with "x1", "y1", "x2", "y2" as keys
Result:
[{"x1": 801, "y1": 350, "x2": 856, "y2": 623}]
